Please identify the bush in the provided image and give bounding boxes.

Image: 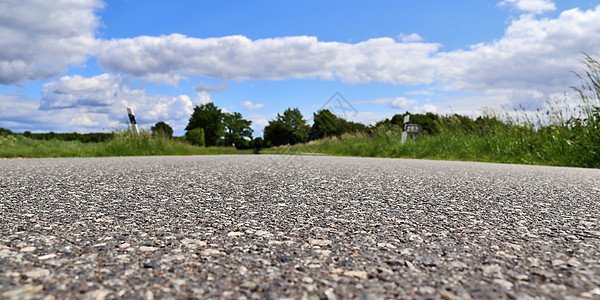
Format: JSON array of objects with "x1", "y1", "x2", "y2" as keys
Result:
[
  {"x1": 186, "y1": 128, "x2": 205, "y2": 146},
  {"x1": 0, "y1": 128, "x2": 14, "y2": 136},
  {"x1": 151, "y1": 121, "x2": 174, "y2": 138}
]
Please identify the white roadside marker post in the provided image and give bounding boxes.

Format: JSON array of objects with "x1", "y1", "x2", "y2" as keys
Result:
[
  {"x1": 401, "y1": 114, "x2": 410, "y2": 144},
  {"x1": 126, "y1": 107, "x2": 139, "y2": 134}
]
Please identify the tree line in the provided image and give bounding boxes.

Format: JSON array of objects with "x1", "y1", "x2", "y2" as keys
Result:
[
  {"x1": 0, "y1": 103, "x2": 497, "y2": 148},
  {"x1": 0, "y1": 103, "x2": 504, "y2": 148},
  {"x1": 0, "y1": 129, "x2": 115, "y2": 143},
  {"x1": 180, "y1": 103, "x2": 369, "y2": 149},
  {"x1": 179, "y1": 102, "x2": 500, "y2": 148}
]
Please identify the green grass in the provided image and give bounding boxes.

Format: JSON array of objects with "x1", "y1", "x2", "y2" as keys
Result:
[
  {"x1": 0, "y1": 130, "x2": 252, "y2": 158},
  {"x1": 260, "y1": 121, "x2": 597, "y2": 168}
]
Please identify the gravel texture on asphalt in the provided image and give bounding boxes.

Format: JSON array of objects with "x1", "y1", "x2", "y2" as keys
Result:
[{"x1": 0, "y1": 155, "x2": 599, "y2": 299}]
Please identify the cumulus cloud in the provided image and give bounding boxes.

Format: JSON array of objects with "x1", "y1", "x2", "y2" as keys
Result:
[
  {"x1": 38, "y1": 73, "x2": 206, "y2": 132},
  {"x1": 94, "y1": 4, "x2": 600, "y2": 102},
  {"x1": 197, "y1": 91, "x2": 213, "y2": 105},
  {"x1": 40, "y1": 74, "x2": 140, "y2": 111},
  {"x1": 416, "y1": 104, "x2": 438, "y2": 114},
  {"x1": 0, "y1": 94, "x2": 119, "y2": 133},
  {"x1": 98, "y1": 34, "x2": 442, "y2": 85},
  {"x1": 438, "y1": 6, "x2": 600, "y2": 95},
  {"x1": 242, "y1": 101, "x2": 266, "y2": 110},
  {"x1": 498, "y1": 0, "x2": 556, "y2": 14},
  {"x1": 0, "y1": 0, "x2": 103, "y2": 85},
  {"x1": 389, "y1": 97, "x2": 417, "y2": 110}
]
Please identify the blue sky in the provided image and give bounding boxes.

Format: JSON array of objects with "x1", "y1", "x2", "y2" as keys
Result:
[{"x1": 1, "y1": 0, "x2": 599, "y2": 136}]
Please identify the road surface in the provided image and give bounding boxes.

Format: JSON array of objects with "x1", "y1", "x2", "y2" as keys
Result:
[{"x1": 1, "y1": 155, "x2": 599, "y2": 299}]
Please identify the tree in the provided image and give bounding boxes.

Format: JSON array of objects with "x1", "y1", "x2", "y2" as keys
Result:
[
  {"x1": 391, "y1": 112, "x2": 441, "y2": 135},
  {"x1": 309, "y1": 109, "x2": 339, "y2": 140},
  {"x1": 185, "y1": 103, "x2": 224, "y2": 146},
  {"x1": 151, "y1": 121, "x2": 174, "y2": 138},
  {"x1": 338, "y1": 118, "x2": 367, "y2": 135},
  {"x1": 0, "y1": 128, "x2": 14, "y2": 136},
  {"x1": 223, "y1": 112, "x2": 253, "y2": 148},
  {"x1": 251, "y1": 137, "x2": 264, "y2": 149},
  {"x1": 263, "y1": 108, "x2": 310, "y2": 146},
  {"x1": 186, "y1": 128, "x2": 205, "y2": 146}
]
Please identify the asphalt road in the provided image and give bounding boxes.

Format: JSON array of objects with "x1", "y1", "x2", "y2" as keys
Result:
[{"x1": 1, "y1": 155, "x2": 599, "y2": 299}]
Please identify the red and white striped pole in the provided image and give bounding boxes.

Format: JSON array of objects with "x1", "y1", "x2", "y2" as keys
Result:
[{"x1": 126, "y1": 107, "x2": 139, "y2": 134}]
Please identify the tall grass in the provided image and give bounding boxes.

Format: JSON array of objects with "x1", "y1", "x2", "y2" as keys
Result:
[{"x1": 0, "y1": 129, "x2": 250, "y2": 158}]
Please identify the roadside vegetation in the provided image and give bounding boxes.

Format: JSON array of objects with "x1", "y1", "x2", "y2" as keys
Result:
[
  {"x1": 1, "y1": 54, "x2": 598, "y2": 167},
  {"x1": 0, "y1": 129, "x2": 251, "y2": 158}
]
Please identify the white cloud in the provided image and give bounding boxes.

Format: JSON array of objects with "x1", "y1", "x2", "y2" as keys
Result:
[
  {"x1": 397, "y1": 33, "x2": 425, "y2": 43},
  {"x1": 416, "y1": 104, "x2": 438, "y2": 114},
  {"x1": 69, "y1": 114, "x2": 100, "y2": 127},
  {"x1": 37, "y1": 73, "x2": 208, "y2": 134},
  {"x1": 0, "y1": 94, "x2": 118, "y2": 133},
  {"x1": 94, "y1": 4, "x2": 600, "y2": 109},
  {"x1": 389, "y1": 97, "x2": 417, "y2": 110},
  {"x1": 498, "y1": 0, "x2": 556, "y2": 14},
  {"x1": 197, "y1": 91, "x2": 213, "y2": 105},
  {"x1": 0, "y1": 0, "x2": 103, "y2": 85},
  {"x1": 98, "y1": 34, "x2": 442, "y2": 86},
  {"x1": 242, "y1": 101, "x2": 266, "y2": 110},
  {"x1": 40, "y1": 74, "x2": 140, "y2": 111},
  {"x1": 438, "y1": 6, "x2": 600, "y2": 96}
]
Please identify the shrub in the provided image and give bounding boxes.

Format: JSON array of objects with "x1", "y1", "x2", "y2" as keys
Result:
[
  {"x1": 151, "y1": 121, "x2": 174, "y2": 138},
  {"x1": 186, "y1": 128, "x2": 205, "y2": 146}
]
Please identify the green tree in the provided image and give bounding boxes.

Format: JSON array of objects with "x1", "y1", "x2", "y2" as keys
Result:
[
  {"x1": 223, "y1": 112, "x2": 253, "y2": 148},
  {"x1": 251, "y1": 137, "x2": 264, "y2": 149},
  {"x1": 263, "y1": 120, "x2": 288, "y2": 147},
  {"x1": 338, "y1": 118, "x2": 367, "y2": 134},
  {"x1": 0, "y1": 128, "x2": 14, "y2": 136},
  {"x1": 264, "y1": 108, "x2": 310, "y2": 146},
  {"x1": 186, "y1": 128, "x2": 205, "y2": 146},
  {"x1": 391, "y1": 112, "x2": 441, "y2": 135},
  {"x1": 309, "y1": 109, "x2": 339, "y2": 140},
  {"x1": 151, "y1": 121, "x2": 174, "y2": 138},
  {"x1": 185, "y1": 103, "x2": 224, "y2": 146}
]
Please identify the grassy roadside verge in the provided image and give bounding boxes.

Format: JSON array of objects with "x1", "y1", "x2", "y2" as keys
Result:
[
  {"x1": 0, "y1": 131, "x2": 252, "y2": 158},
  {"x1": 261, "y1": 104, "x2": 600, "y2": 168},
  {"x1": 259, "y1": 127, "x2": 582, "y2": 167}
]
